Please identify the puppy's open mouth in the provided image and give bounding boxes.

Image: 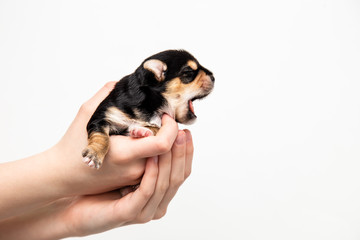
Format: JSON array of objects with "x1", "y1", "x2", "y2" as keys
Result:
[
  {"x1": 188, "y1": 96, "x2": 204, "y2": 119},
  {"x1": 188, "y1": 99, "x2": 196, "y2": 118}
]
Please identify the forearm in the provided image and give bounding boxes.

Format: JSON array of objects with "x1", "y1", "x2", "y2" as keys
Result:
[
  {"x1": 0, "y1": 200, "x2": 70, "y2": 240},
  {"x1": 0, "y1": 148, "x2": 70, "y2": 220},
  {"x1": 0, "y1": 143, "x2": 118, "y2": 220}
]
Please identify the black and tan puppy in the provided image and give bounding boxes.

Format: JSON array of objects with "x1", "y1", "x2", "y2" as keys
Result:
[{"x1": 83, "y1": 50, "x2": 215, "y2": 169}]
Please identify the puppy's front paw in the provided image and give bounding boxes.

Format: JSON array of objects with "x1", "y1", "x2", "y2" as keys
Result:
[
  {"x1": 129, "y1": 127, "x2": 154, "y2": 138},
  {"x1": 82, "y1": 148, "x2": 103, "y2": 169}
]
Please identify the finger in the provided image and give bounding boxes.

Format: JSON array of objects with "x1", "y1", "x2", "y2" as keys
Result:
[
  {"x1": 156, "y1": 114, "x2": 179, "y2": 146},
  {"x1": 169, "y1": 130, "x2": 186, "y2": 187},
  {"x1": 76, "y1": 81, "x2": 116, "y2": 122},
  {"x1": 85, "y1": 81, "x2": 116, "y2": 113},
  {"x1": 183, "y1": 129, "x2": 194, "y2": 179},
  {"x1": 138, "y1": 150, "x2": 172, "y2": 220},
  {"x1": 108, "y1": 115, "x2": 178, "y2": 160},
  {"x1": 116, "y1": 157, "x2": 158, "y2": 217},
  {"x1": 75, "y1": 81, "x2": 117, "y2": 126},
  {"x1": 155, "y1": 131, "x2": 186, "y2": 218}
]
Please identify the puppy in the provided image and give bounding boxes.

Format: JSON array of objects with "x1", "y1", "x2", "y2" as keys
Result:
[{"x1": 82, "y1": 50, "x2": 215, "y2": 169}]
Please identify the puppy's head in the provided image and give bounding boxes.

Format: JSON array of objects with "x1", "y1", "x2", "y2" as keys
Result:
[{"x1": 141, "y1": 50, "x2": 215, "y2": 124}]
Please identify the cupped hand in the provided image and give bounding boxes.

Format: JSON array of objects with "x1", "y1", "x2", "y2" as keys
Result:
[
  {"x1": 57, "y1": 129, "x2": 193, "y2": 237},
  {"x1": 53, "y1": 82, "x2": 180, "y2": 197}
]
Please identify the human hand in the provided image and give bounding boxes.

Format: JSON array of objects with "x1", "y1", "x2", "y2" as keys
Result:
[
  {"x1": 0, "y1": 129, "x2": 193, "y2": 239},
  {"x1": 52, "y1": 82, "x2": 180, "y2": 197},
  {"x1": 0, "y1": 80, "x2": 194, "y2": 239},
  {"x1": 63, "y1": 130, "x2": 193, "y2": 237}
]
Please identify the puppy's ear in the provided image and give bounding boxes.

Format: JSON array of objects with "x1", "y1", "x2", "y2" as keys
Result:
[{"x1": 143, "y1": 59, "x2": 167, "y2": 81}]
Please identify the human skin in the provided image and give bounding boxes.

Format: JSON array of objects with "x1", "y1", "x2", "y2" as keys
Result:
[{"x1": 0, "y1": 82, "x2": 194, "y2": 238}]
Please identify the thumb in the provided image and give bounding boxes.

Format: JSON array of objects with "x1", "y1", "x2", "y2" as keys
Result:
[{"x1": 79, "y1": 81, "x2": 116, "y2": 119}]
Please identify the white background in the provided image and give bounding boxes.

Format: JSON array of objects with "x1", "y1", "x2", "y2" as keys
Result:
[{"x1": 1, "y1": 0, "x2": 360, "y2": 239}]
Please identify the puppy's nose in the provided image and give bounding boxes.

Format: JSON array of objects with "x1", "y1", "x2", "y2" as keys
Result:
[{"x1": 210, "y1": 75, "x2": 215, "y2": 82}]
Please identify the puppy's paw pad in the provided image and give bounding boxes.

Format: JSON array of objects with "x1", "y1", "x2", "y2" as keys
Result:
[
  {"x1": 129, "y1": 127, "x2": 154, "y2": 138},
  {"x1": 82, "y1": 148, "x2": 102, "y2": 169}
]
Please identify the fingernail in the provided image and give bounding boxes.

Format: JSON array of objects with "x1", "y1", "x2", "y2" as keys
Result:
[{"x1": 176, "y1": 131, "x2": 185, "y2": 144}]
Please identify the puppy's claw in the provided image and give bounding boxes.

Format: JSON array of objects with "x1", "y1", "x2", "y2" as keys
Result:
[
  {"x1": 86, "y1": 158, "x2": 102, "y2": 169},
  {"x1": 83, "y1": 156, "x2": 91, "y2": 164},
  {"x1": 94, "y1": 160, "x2": 102, "y2": 169},
  {"x1": 88, "y1": 160, "x2": 95, "y2": 168}
]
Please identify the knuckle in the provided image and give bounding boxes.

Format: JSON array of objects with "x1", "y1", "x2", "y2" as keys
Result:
[
  {"x1": 156, "y1": 139, "x2": 172, "y2": 153},
  {"x1": 141, "y1": 188, "x2": 154, "y2": 199},
  {"x1": 171, "y1": 176, "x2": 184, "y2": 188},
  {"x1": 137, "y1": 215, "x2": 153, "y2": 224},
  {"x1": 184, "y1": 168, "x2": 192, "y2": 179},
  {"x1": 128, "y1": 166, "x2": 145, "y2": 181},
  {"x1": 79, "y1": 102, "x2": 93, "y2": 116},
  {"x1": 104, "y1": 81, "x2": 116, "y2": 90},
  {"x1": 154, "y1": 208, "x2": 167, "y2": 220}
]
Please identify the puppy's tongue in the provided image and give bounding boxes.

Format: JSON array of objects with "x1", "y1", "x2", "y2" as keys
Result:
[{"x1": 189, "y1": 100, "x2": 195, "y2": 114}]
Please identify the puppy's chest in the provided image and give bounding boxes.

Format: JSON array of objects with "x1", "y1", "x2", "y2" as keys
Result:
[{"x1": 105, "y1": 106, "x2": 162, "y2": 134}]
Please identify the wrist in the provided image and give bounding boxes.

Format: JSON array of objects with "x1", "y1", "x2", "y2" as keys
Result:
[
  {"x1": 0, "y1": 148, "x2": 76, "y2": 220},
  {"x1": 0, "y1": 200, "x2": 71, "y2": 240}
]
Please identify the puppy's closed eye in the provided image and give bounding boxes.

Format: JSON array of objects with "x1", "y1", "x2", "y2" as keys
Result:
[
  {"x1": 183, "y1": 70, "x2": 195, "y2": 77},
  {"x1": 181, "y1": 68, "x2": 197, "y2": 83}
]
